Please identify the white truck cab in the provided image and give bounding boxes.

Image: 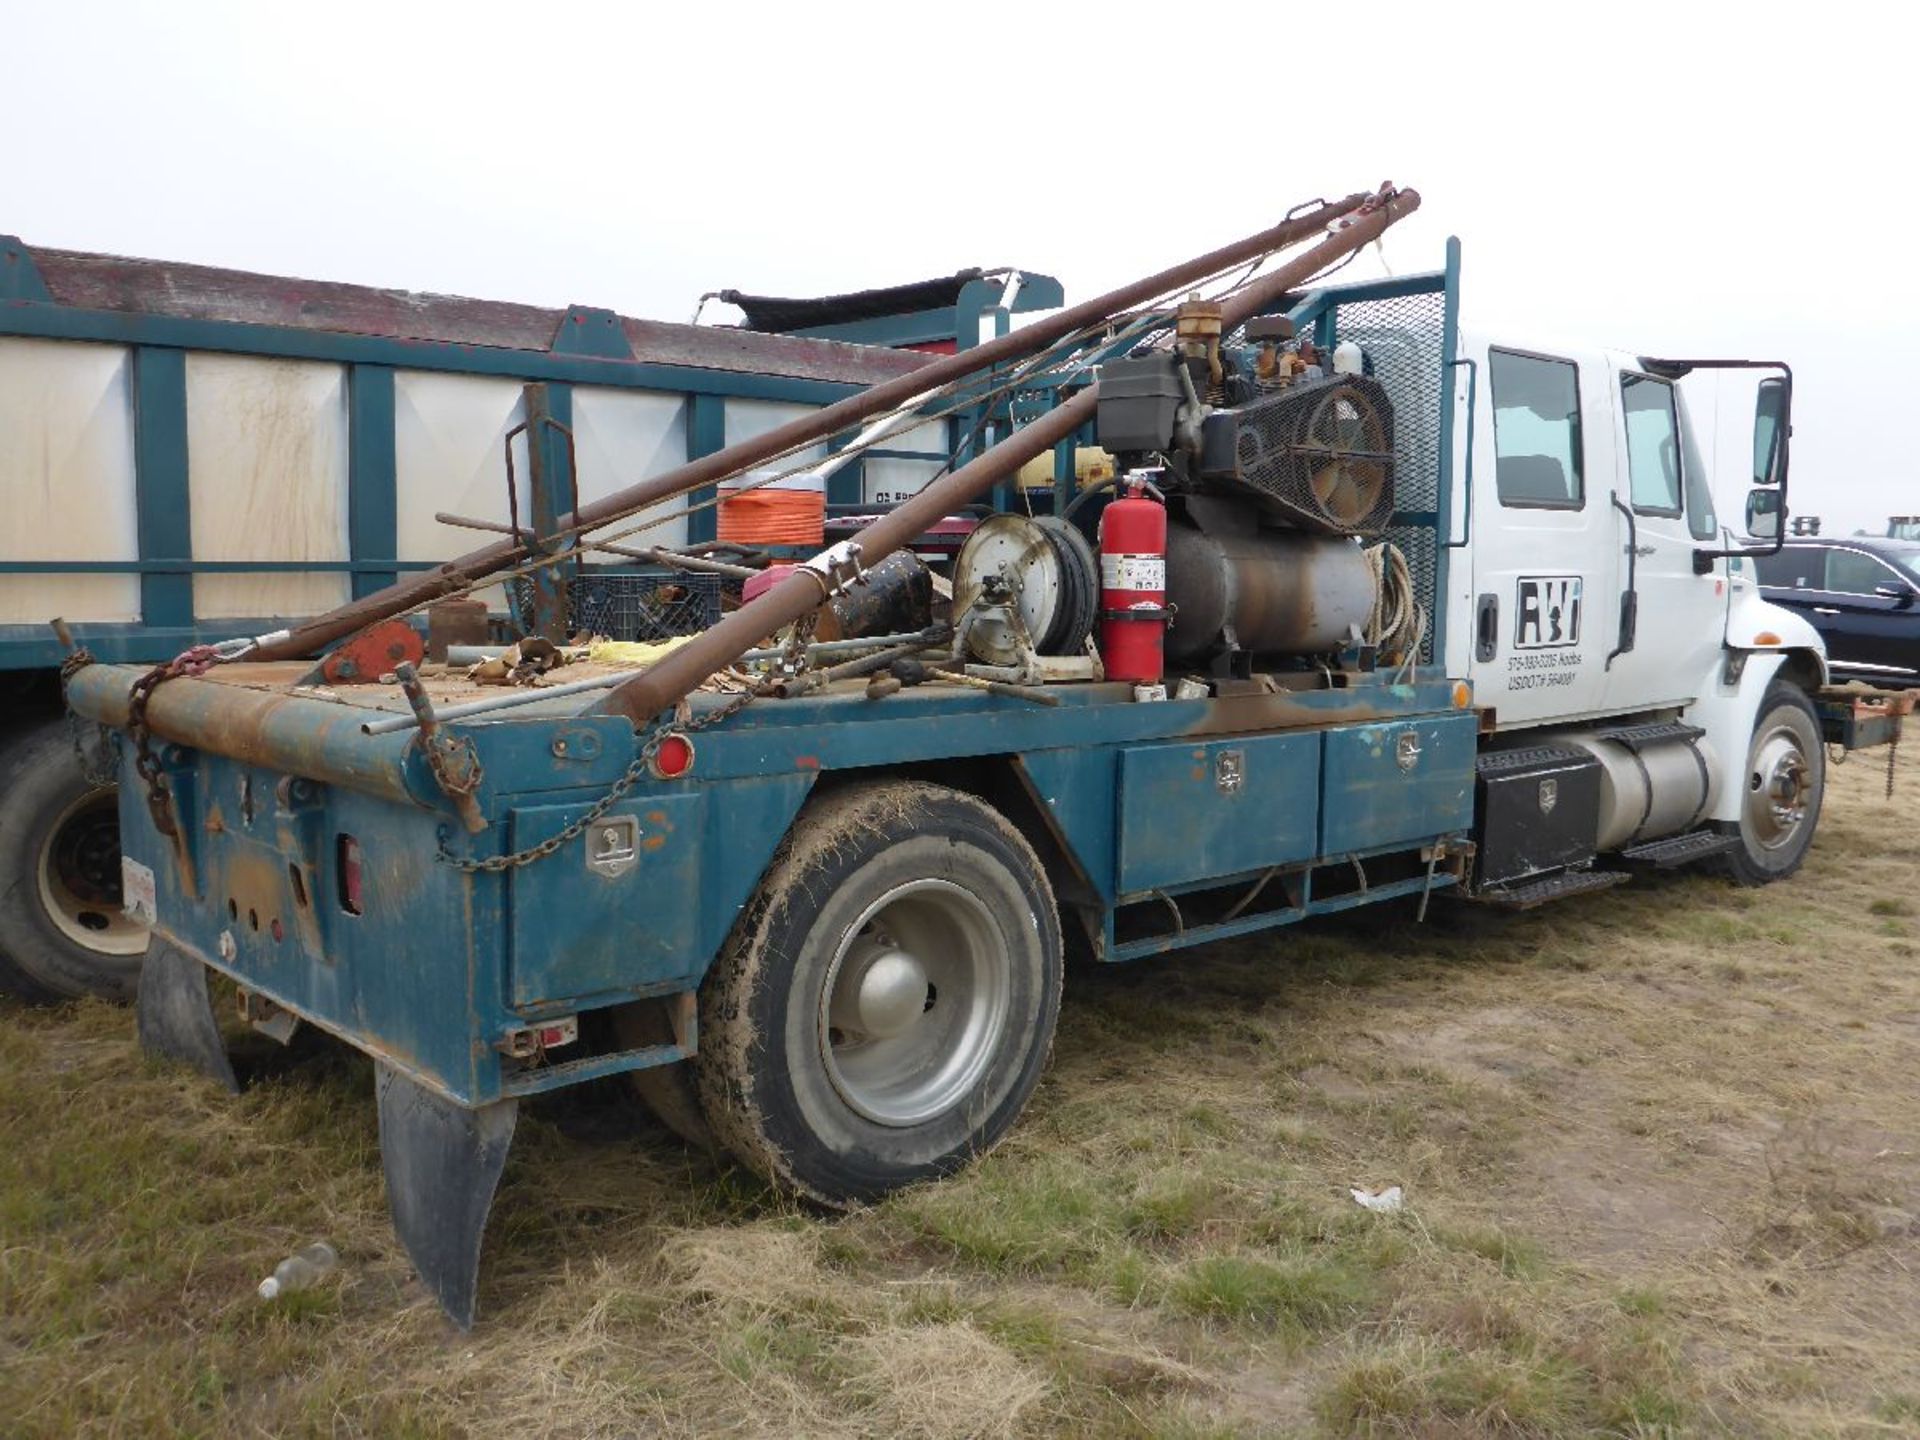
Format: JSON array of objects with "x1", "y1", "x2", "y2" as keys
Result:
[{"x1": 1444, "y1": 331, "x2": 1825, "y2": 886}]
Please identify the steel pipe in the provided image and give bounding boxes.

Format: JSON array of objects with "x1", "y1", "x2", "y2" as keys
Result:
[
  {"x1": 356, "y1": 667, "x2": 636, "y2": 733},
  {"x1": 432, "y1": 511, "x2": 761, "y2": 580},
  {"x1": 1218, "y1": 189, "x2": 1422, "y2": 330},
  {"x1": 247, "y1": 195, "x2": 1376, "y2": 662}
]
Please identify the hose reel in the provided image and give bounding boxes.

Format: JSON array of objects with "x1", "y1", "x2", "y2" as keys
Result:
[{"x1": 951, "y1": 514, "x2": 1099, "y2": 667}]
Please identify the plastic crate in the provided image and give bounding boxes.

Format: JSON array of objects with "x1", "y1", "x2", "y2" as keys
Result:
[{"x1": 512, "y1": 569, "x2": 721, "y2": 643}]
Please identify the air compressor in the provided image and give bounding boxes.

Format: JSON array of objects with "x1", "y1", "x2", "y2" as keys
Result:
[{"x1": 1089, "y1": 312, "x2": 1402, "y2": 678}]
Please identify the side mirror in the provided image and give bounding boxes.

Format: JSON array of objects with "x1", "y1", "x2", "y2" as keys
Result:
[
  {"x1": 1745, "y1": 487, "x2": 1781, "y2": 540},
  {"x1": 1753, "y1": 377, "x2": 1788, "y2": 487},
  {"x1": 1647, "y1": 356, "x2": 1791, "y2": 571},
  {"x1": 1875, "y1": 582, "x2": 1918, "y2": 608}
]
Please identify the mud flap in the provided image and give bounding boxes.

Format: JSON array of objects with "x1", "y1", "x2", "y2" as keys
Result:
[
  {"x1": 375, "y1": 1061, "x2": 518, "y2": 1330},
  {"x1": 135, "y1": 942, "x2": 238, "y2": 1094}
]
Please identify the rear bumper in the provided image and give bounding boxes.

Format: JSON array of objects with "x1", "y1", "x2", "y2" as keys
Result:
[{"x1": 66, "y1": 663, "x2": 434, "y2": 811}]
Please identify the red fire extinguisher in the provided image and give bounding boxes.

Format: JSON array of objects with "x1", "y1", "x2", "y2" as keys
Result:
[{"x1": 1098, "y1": 473, "x2": 1167, "y2": 684}]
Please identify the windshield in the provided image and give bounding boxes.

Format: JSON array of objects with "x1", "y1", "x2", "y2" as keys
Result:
[{"x1": 1893, "y1": 548, "x2": 1920, "y2": 583}]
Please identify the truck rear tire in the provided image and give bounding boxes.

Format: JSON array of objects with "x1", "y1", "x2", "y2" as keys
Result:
[
  {"x1": 1722, "y1": 680, "x2": 1825, "y2": 887},
  {"x1": 695, "y1": 781, "x2": 1063, "y2": 1206},
  {"x1": 0, "y1": 717, "x2": 148, "y2": 1002}
]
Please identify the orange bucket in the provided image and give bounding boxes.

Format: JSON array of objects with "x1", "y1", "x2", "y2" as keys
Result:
[{"x1": 717, "y1": 483, "x2": 825, "y2": 547}]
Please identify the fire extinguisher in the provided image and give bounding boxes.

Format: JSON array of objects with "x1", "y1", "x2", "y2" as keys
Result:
[{"x1": 1098, "y1": 472, "x2": 1168, "y2": 684}]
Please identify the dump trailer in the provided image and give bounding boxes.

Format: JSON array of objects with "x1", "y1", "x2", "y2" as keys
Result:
[
  {"x1": 0, "y1": 236, "x2": 1056, "y2": 1002},
  {"x1": 64, "y1": 186, "x2": 1900, "y2": 1329}
]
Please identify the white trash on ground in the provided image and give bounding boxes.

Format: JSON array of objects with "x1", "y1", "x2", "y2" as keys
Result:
[
  {"x1": 258, "y1": 1241, "x2": 338, "y2": 1300},
  {"x1": 1350, "y1": 1184, "x2": 1404, "y2": 1213}
]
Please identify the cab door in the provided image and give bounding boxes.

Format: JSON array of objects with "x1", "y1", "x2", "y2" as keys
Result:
[
  {"x1": 1468, "y1": 343, "x2": 1616, "y2": 727},
  {"x1": 1600, "y1": 365, "x2": 1728, "y2": 710},
  {"x1": 1813, "y1": 545, "x2": 1920, "y2": 682}
]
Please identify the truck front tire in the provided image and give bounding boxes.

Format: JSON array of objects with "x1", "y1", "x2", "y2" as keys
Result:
[
  {"x1": 0, "y1": 717, "x2": 147, "y2": 1002},
  {"x1": 1722, "y1": 680, "x2": 1825, "y2": 887},
  {"x1": 695, "y1": 781, "x2": 1063, "y2": 1206}
]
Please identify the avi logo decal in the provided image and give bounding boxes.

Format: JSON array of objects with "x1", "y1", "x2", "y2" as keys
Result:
[{"x1": 1514, "y1": 575, "x2": 1582, "y2": 650}]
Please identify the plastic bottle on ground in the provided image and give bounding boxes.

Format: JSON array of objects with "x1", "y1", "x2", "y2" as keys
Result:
[{"x1": 257, "y1": 1241, "x2": 338, "y2": 1300}]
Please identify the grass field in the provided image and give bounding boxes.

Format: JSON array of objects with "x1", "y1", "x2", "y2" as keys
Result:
[{"x1": 5, "y1": 746, "x2": 1919, "y2": 1438}]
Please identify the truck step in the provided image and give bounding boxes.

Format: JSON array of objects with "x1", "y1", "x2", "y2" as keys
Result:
[
  {"x1": 1617, "y1": 828, "x2": 1739, "y2": 868},
  {"x1": 1472, "y1": 868, "x2": 1629, "y2": 910},
  {"x1": 1589, "y1": 720, "x2": 1704, "y2": 752}
]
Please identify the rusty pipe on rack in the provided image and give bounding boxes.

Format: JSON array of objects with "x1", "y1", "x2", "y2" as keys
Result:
[
  {"x1": 247, "y1": 195, "x2": 1376, "y2": 663},
  {"x1": 594, "y1": 192, "x2": 1421, "y2": 728},
  {"x1": 1218, "y1": 187, "x2": 1421, "y2": 330},
  {"x1": 432, "y1": 511, "x2": 761, "y2": 579}
]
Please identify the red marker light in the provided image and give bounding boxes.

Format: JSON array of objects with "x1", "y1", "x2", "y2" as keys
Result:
[
  {"x1": 337, "y1": 834, "x2": 364, "y2": 916},
  {"x1": 650, "y1": 734, "x2": 695, "y2": 779}
]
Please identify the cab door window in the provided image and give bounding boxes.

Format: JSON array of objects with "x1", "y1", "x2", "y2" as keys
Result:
[
  {"x1": 1753, "y1": 547, "x2": 1821, "y2": 588},
  {"x1": 1619, "y1": 373, "x2": 1682, "y2": 516},
  {"x1": 1490, "y1": 349, "x2": 1583, "y2": 508},
  {"x1": 1620, "y1": 372, "x2": 1720, "y2": 542},
  {"x1": 1826, "y1": 548, "x2": 1902, "y2": 595}
]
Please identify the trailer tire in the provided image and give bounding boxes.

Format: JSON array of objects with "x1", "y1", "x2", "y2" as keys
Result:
[
  {"x1": 0, "y1": 717, "x2": 147, "y2": 1003},
  {"x1": 1722, "y1": 680, "x2": 1825, "y2": 887},
  {"x1": 695, "y1": 781, "x2": 1062, "y2": 1206}
]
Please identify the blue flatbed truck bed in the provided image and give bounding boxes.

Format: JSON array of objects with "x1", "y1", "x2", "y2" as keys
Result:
[{"x1": 67, "y1": 663, "x2": 1473, "y2": 1104}]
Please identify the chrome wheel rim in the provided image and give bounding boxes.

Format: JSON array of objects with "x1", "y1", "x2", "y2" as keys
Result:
[
  {"x1": 1745, "y1": 718, "x2": 1816, "y2": 853},
  {"x1": 37, "y1": 788, "x2": 146, "y2": 955},
  {"x1": 819, "y1": 878, "x2": 1011, "y2": 1127}
]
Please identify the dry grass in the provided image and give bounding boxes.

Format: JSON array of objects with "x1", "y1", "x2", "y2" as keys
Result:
[{"x1": 6, "y1": 746, "x2": 1920, "y2": 1436}]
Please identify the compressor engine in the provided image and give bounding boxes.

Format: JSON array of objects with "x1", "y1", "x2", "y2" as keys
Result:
[{"x1": 1091, "y1": 302, "x2": 1409, "y2": 677}]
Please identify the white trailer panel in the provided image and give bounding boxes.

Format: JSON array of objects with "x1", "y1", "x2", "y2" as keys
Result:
[
  {"x1": 394, "y1": 372, "x2": 529, "y2": 612},
  {"x1": 185, "y1": 354, "x2": 351, "y2": 620},
  {"x1": 570, "y1": 388, "x2": 690, "y2": 548},
  {"x1": 724, "y1": 399, "x2": 827, "y2": 471},
  {"x1": 0, "y1": 338, "x2": 140, "y2": 625},
  {"x1": 863, "y1": 416, "x2": 947, "y2": 506}
]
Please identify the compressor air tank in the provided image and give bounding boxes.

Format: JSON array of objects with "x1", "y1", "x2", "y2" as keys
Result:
[{"x1": 1162, "y1": 523, "x2": 1375, "y2": 665}]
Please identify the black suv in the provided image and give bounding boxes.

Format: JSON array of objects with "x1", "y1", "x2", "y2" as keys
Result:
[{"x1": 1754, "y1": 536, "x2": 1920, "y2": 686}]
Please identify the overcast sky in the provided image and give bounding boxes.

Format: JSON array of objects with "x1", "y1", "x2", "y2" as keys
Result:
[{"x1": 8, "y1": 1, "x2": 1913, "y2": 534}]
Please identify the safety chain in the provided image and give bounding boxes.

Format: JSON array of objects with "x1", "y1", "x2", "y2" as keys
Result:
[
  {"x1": 126, "y1": 645, "x2": 222, "y2": 837},
  {"x1": 1888, "y1": 719, "x2": 1900, "y2": 801},
  {"x1": 68, "y1": 710, "x2": 121, "y2": 788},
  {"x1": 58, "y1": 646, "x2": 96, "y2": 684},
  {"x1": 425, "y1": 734, "x2": 483, "y2": 799},
  {"x1": 434, "y1": 686, "x2": 760, "y2": 873},
  {"x1": 58, "y1": 646, "x2": 122, "y2": 788}
]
